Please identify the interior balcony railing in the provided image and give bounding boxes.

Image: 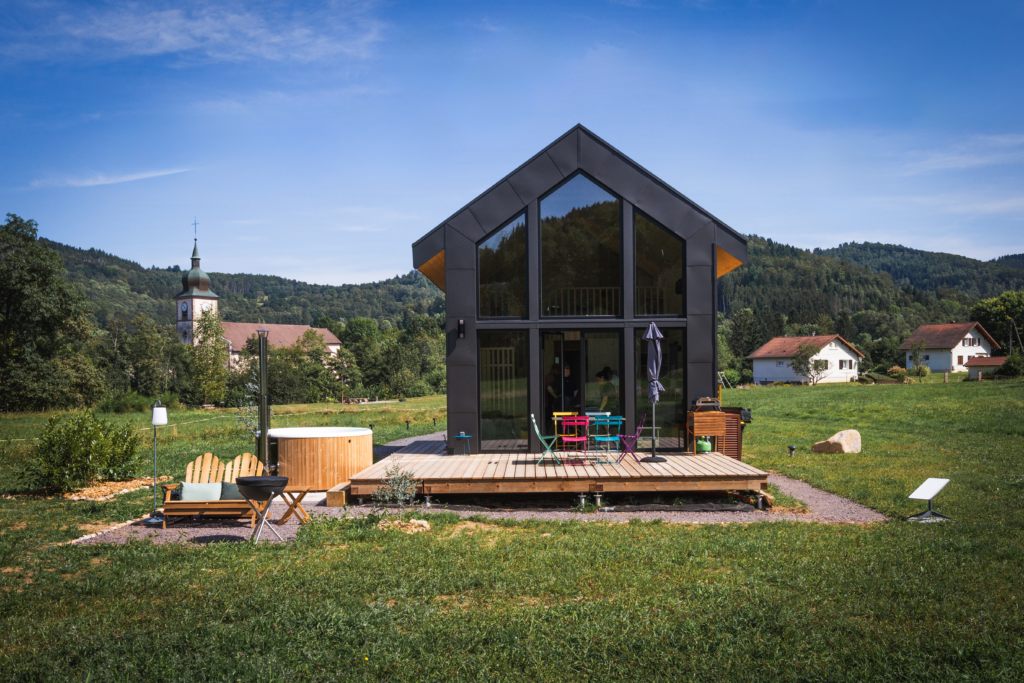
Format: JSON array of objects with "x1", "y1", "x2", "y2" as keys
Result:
[{"x1": 543, "y1": 287, "x2": 621, "y2": 317}]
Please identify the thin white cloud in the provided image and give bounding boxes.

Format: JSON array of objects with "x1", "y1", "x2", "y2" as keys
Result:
[
  {"x1": 2, "y1": 1, "x2": 383, "y2": 64},
  {"x1": 903, "y1": 134, "x2": 1024, "y2": 174},
  {"x1": 31, "y1": 168, "x2": 190, "y2": 188}
]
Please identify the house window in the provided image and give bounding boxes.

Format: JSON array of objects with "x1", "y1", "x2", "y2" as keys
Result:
[
  {"x1": 839, "y1": 360, "x2": 846, "y2": 370},
  {"x1": 958, "y1": 355, "x2": 964, "y2": 365},
  {"x1": 634, "y1": 211, "x2": 684, "y2": 316},
  {"x1": 478, "y1": 212, "x2": 527, "y2": 318},
  {"x1": 776, "y1": 360, "x2": 785, "y2": 367},
  {"x1": 541, "y1": 174, "x2": 621, "y2": 316},
  {"x1": 479, "y1": 331, "x2": 528, "y2": 453},
  {"x1": 923, "y1": 355, "x2": 930, "y2": 361}
]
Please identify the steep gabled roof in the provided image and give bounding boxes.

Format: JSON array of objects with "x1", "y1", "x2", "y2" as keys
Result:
[
  {"x1": 411, "y1": 124, "x2": 748, "y2": 292},
  {"x1": 746, "y1": 335, "x2": 864, "y2": 360},
  {"x1": 897, "y1": 323, "x2": 1000, "y2": 350},
  {"x1": 220, "y1": 323, "x2": 341, "y2": 352}
]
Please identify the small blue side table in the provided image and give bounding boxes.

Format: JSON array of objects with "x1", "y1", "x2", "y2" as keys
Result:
[{"x1": 452, "y1": 434, "x2": 472, "y2": 455}]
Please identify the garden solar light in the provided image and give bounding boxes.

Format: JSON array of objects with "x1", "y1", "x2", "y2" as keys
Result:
[
  {"x1": 369, "y1": 423, "x2": 375, "y2": 430},
  {"x1": 788, "y1": 445, "x2": 796, "y2": 457},
  {"x1": 144, "y1": 400, "x2": 168, "y2": 525},
  {"x1": 406, "y1": 420, "x2": 411, "y2": 430}
]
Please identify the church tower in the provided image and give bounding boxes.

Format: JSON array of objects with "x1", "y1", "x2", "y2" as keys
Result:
[{"x1": 175, "y1": 240, "x2": 219, "y2": 344}]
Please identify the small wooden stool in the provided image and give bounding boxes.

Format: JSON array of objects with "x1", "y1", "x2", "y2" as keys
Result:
[{"x1": 276, "y1": 487, "x2": 312, "y2": 525}]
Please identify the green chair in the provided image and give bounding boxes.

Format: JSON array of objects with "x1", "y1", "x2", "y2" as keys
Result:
[{"x1": 531, "y1": 413, "x2": 561, "y2": 466}]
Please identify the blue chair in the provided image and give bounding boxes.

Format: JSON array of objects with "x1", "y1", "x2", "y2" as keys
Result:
[
  {"x1": 591, "y1": 416, "x2": 624, "y2": 464},
  {"x1": 531, "y1": 414, "x2": 561, "y2": 466}
]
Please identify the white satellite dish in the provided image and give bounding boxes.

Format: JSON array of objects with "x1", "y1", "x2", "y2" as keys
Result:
[{"x1": 907, "y1": 478, "x2": 953, "y2": 522}]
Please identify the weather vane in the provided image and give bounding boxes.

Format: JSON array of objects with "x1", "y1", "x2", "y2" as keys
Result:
[{"x1": 193, "y1": 217, "x2": 198, "y2": 242}]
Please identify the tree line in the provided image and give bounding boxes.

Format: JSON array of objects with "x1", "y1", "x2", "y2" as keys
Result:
[{"x1": 0, "y1": 215, "x2": 445, "y2": 412}]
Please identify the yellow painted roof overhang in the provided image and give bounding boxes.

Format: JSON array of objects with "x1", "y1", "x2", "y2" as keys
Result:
[
  {"x1": 717, "y1": 246, "x2": 743, "y2": 278},
  {"x1": 417, "y1": 250, "x2": 446, "y2": 291}
]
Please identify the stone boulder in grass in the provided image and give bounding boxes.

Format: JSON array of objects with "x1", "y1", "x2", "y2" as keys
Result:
[{"x1": 812, "y1": 430, "x2": 862, "y2": 454}]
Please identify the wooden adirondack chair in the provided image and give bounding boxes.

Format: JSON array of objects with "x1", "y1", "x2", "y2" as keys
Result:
[{"x1": 160, "y1": 453, "x2": 265, "y2": 528}]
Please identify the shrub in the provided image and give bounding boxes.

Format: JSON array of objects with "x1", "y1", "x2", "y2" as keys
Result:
[
  {"x1": 722, "y1": 369, "x2": 741, "y2": 386},
  {"x1": 371, "y1": 457, "x2": 420, "y2": 510},
  {"x1": 914, "y1": 365, "x2": 931, "y2": 379},
  {"x1": 20, "y1": 413, "x2": 144, "y2": 492},
  {"x1": 888, "y1": 366, "x2": 908, "y2": 382},
  {"x1": 997, "y1": 353, "x2": 1024, "y2": 377},
  {"x1": 99, "y1": 423, "x2": 145, "y2": 481}
]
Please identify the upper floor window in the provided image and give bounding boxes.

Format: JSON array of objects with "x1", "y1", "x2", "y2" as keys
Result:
[
  {"x1": 635, "y1": 211, "x2": 685, "y2": 317},
  {"x1": 540, "y1": 174, "x2": 621, "y2": 317},
  {"x1": 478, "y1": 212, "x2": 527, "y2": 318}
]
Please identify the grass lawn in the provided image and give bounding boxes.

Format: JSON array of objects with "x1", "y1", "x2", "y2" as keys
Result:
[{"x1": 2, "y1": 384, "x2": 1024, "y2": 680}]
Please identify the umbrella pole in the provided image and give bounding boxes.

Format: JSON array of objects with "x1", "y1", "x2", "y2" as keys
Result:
[{"x1": 641, "y1": 402, "x2": 666, "y2": 463}]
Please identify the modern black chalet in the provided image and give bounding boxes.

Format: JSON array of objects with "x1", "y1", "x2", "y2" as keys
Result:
[{"x1": 412, "y1": 125, "x2": 747, "y2": 455}]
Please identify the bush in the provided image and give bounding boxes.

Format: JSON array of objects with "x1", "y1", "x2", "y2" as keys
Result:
[
  {"x1": 997, "y1": 353, "x2": 1024, "y2": 377},
  {"x1": 20, "y1": 413, "x2": 144, "y2": 492},
  {"x1": 888, "y1": 366, "x2": 908, "y2": 382},
  {"x1": 722, "y1": 369, "x2": 741, "y2": 386},
  {"x1": 914, "y1": 365, "x2": 931, "y2": 378}
]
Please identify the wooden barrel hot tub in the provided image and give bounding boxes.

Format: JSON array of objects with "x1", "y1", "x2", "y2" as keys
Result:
[{"x1": 268, "y1": 427, "x2": 373, "y2": 491}]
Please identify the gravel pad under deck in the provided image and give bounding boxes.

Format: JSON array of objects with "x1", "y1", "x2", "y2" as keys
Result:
[{"x1": 75, "y1": 474, "x2": 885, "y2": 546}]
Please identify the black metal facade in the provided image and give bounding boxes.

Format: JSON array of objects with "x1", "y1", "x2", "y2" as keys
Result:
[{"x1": 412, "y1": 125, "x2": 747, "y2": 454}]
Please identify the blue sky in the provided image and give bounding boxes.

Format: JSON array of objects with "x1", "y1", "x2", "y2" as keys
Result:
[{"x1": 1, "y1": 0, "x2": 1022, "y2": 285}]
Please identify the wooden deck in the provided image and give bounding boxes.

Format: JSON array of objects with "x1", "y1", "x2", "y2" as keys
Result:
[{"x1": 350, "y1": 439, "x2": 768, "y2": 496}]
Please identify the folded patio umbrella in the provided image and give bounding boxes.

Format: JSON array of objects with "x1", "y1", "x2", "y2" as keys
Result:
[{"x1": 642, "y1": 322, "x2": 666, "y2": 462}]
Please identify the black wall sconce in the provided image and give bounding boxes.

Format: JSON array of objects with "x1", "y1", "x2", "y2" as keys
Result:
[{"x1": 458, "y1": 319, "x2": 465, "y2": 339}]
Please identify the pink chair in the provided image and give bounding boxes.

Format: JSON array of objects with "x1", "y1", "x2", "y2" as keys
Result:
[{"x1": 559, "y1": 416, "x2": 590, "y2": 465}]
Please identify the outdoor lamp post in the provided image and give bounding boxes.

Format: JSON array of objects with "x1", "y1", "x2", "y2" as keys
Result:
[
  {"x1": 144, "y1": 400, "x2": 168, "y2": 524},
  {"x1": 257, "y1": 329, "x2": 270, "y2": 471}
]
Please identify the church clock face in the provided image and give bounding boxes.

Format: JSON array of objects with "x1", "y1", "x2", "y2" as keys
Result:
[{"x1": 180, "y1": 302, "x2": 188, "y2": 312}]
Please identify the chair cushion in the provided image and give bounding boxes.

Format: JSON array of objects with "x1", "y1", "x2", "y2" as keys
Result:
[
  {"x1": 220, "y1": 482, "x2": 245, "y2": 500},
  {"x1": 179, "y1": 482, "x2": 223, "y2": 501}
]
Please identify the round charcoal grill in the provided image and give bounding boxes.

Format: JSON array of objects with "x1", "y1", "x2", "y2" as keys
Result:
[{"x1": 236, "y1": 476, "x2": 289, "y2": 541}]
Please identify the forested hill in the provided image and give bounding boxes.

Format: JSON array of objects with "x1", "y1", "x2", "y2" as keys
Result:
[
  {"x1": 816, "y1": 242, "x2": 1024, "y2": 299},
  {"x1": 718, "y1": 236, "x2": 927, "y2": 320},
  {"x1": 42, "y1": 239, "x2": 444, "y2": 329},
  {"x1": 991, "y1": 253, "x2": 1024, "y2": 271}
]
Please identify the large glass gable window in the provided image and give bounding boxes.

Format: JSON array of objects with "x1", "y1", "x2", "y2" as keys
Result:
[
  {"x1": 635, "y1": 211, "x2": 685, "y2": 316},
  {"x1": 541, "y1": 174, "x2": 621, "y2": 317},
  {"x1": 478, "y1": 212, "x2": 527, "y2": 318}
]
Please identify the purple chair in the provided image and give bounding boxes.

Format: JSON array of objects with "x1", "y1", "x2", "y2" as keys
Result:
[{"x1": 618, "y1": 414, "x2": 647, "y2": 464}]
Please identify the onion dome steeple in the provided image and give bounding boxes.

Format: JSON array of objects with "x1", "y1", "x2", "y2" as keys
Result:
[{"x1": 175, "y1": 239, "x2": 218, "y2": 298}]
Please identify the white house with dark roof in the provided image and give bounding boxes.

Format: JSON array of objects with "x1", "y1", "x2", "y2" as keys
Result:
[
  {"x1": 898, "y1": 322, "x2": 999, "y2": 373},
  {"x1": 746, "y1": 335, "x2": 864, "y2": 385}
]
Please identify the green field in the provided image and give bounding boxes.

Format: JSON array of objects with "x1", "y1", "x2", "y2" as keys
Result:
[{"x1": 2, "y1": 383, "x2": 1023, "y2": 680}]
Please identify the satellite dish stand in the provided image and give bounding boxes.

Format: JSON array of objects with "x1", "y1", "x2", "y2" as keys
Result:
[{"x1": 907, "y1": 478, "x2": 954, "y2": 522}]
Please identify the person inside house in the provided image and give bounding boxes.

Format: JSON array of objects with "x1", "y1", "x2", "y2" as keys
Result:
[
  {"x1": 596, "y1": 369, "x2": 619, "y2": 414},
  {"x1": 562, "y1": 365, "x2": 580, "y2": 411}
]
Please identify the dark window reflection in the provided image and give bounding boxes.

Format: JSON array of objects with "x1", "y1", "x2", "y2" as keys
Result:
[
  {"x1": 541, "y1": 174, "x2": 621, "y2": 316},
  {"x1": 635, "y1": 328, "x2": 685, "y2": 452},
  {"x1": 478, "y1": 213, "x2": 527, "y2": 318},
  {"x1": 635, "y1": 212, "x2": 685, "y2": 316},
  {"x1": 479, "y1": 331, "x2": 528, "y2": 452}
]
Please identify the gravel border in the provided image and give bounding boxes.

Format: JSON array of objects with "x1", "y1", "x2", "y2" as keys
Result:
[{"x1": 74, "y1": 472, "x2": 885, "y2": 546}]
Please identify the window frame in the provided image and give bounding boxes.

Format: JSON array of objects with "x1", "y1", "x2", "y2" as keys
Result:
[
  {"x1": 538, "y1": 171, "x2": 624, "y2": 319},
  {"x1": 633, "y1": 208, "x2": 686, "y2": 318},
  {"x1": 476, "y1": 210, "x2": 529, "y2": 320}
]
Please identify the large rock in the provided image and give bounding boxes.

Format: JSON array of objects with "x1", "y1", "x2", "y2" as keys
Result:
[{"x1": 812, "y1": 429, "x2": 862, "y2": 454}]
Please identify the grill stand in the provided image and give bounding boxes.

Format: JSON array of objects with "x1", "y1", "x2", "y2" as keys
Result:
[{"x1": 243, "y1": 495, "x2": 286, "y2": 542}]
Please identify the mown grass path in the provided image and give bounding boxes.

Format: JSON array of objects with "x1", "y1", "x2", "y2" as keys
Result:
[{"x1": 1, "y1": 384, "x2": 1022, "y2": 681}]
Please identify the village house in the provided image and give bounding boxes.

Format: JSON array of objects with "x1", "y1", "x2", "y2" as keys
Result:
[
  {"x1": 898, "y1": 322, "x2": 999, "y2": 373},
  {"x1": 746, "y1": 335, "x2": 863, "y2": 385},
  {"x1": 174, "y1": 240, "x2": 341, "y2": 370}
]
